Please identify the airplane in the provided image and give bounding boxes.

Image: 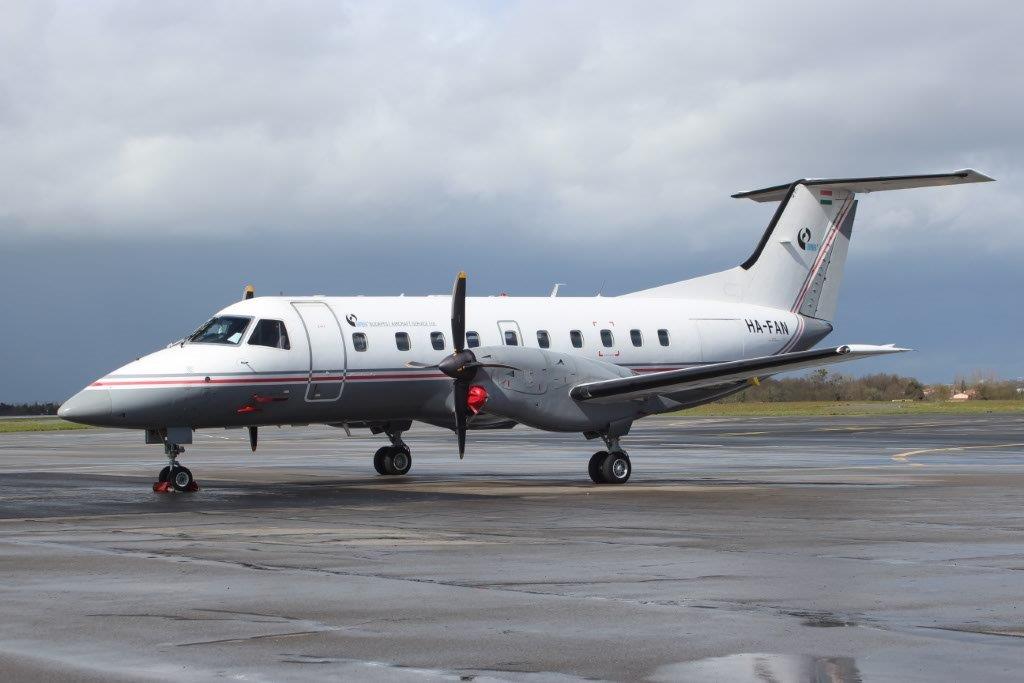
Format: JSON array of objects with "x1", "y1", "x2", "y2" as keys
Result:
[{"x1": 58, "y1": 170, "x2": 993, "y2": 491}]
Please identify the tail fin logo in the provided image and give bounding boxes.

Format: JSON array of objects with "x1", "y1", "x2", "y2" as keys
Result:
[{"x1": 797, "y1": 227, "x2": 818, "y2": 251}]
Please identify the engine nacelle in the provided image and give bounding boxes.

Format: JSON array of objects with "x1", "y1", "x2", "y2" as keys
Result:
[{"x1": 466, "y1": 346, "x2": 640, "y2": 433}]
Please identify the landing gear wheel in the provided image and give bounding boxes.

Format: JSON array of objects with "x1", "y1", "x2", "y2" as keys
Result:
[
  {"x1": 158, "y1": 466, "x2": 171, "y2": 482},
  {"x1": 600, "y1": 451, "x2": 631, "y2": 485},
  {"x1": 588, "y1": 451, "x2": 608, "y2": 484},
  {"x1": 384, "y1": 447, "x2": 412, "y2": 476},
  {"x1": 170, "y1": 465, "x2": 194, "y2": 492},
  {"x1": 374, "y1": 446, "x2": 412, "y2": 475},
  {"x1": 373, "y1": 447, "x2": 391, "y2": 475}
]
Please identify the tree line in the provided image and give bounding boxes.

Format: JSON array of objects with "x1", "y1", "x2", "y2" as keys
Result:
[
  {"x1": 723, "y1": 370, "x2": 1022, "y2": 403},
  {"x1": 0, "y1": 402, "x2": 61, "y2": 416}
]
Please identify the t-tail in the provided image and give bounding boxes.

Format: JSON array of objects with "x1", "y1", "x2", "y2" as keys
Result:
[{"x1": 625, "y1": 170, "x2": 994, "y2": 322}]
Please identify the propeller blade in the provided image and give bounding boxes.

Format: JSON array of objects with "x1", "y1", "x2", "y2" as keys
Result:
[
  {"x1": 451, "y1": 271, "x2": 466, "y2": 353},
  {"x1": 243, "y1": 284, "x2": 255, "y2": 300},
  {"x1": 447, "y1": 272, "x2": 474, "y2": 459},
  {"x1": 454, "y1": 379, "x2": 469, "y2": 459},
  {"x1": 248, "y1": 425, "x2": 258, "y2": 452},
  {"x1": 405, "y1": 361, "x2": 437, "y2": 369},
  {"x1": 465, "y1": 362, "x2": 520, "y2": 372}
]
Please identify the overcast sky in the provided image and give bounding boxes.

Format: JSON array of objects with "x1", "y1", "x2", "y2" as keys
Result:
[{"x1": 1, "y1": 0, "x2": 1022, "y2": 402}]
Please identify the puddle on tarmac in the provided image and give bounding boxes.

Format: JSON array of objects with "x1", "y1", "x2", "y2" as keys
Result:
[{"x1": 650, "y1": 653, "x2": 861, "y2": 683}]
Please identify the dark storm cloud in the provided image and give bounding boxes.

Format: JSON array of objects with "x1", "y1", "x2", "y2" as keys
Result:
[{"x1": 0, "y1": 0, "x2": 1021, "y2": 400}]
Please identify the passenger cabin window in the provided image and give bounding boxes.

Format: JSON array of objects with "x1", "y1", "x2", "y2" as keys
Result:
[
  {"x1": 570, "y1": 330, "x2": 583, "y2": 348},
  {"x1": 658, "y1": 329, "x2": 670, "y2": 346},
  {"x1": 395, "y1": 332, "x2": 411, "y2": 351},
  {"x1": 466, "y1": 331, "x2": 480, "y2": 348},
  {"x1": 536, "y1": 330, "x2": 550, "y2": 348},
  {"x1": 600, "y1": 329, "x2": 614, "y2": 348},
  {"x1": 188, "y1": 316, "x2": 251, "y2": 345},
  {"x1": 248, "y1": 319, "x2": 290, "y2": 349},
  {"x1": 352, "y1": 332, "x2": 368, "y2": 352},
  {"x1": 504, "y1": 330, "x2": 519, "y2": 346},
  {"x1": 630, "y1": 329, "x2": 643, "y2": 347},
  {"x1": 430, "y1": 331, "x2": 446, "y2": 351}
]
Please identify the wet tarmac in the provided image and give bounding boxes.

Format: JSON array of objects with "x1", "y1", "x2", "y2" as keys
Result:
[{"x1": 1, "y1": 414, "x2": 1023, "y2": 681}]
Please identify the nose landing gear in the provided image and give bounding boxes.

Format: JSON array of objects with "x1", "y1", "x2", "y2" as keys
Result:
[
  {"x1": 373, "y1": 423, "x2": 413, "y2": 476},
  {"x1": 153, "y1": 442, "x2": 200, "y2": 493}
]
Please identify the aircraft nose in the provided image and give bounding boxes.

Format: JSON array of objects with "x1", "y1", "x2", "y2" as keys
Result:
[{"x1": 58, "y1": 388, "x2": 112, "y2": 425}]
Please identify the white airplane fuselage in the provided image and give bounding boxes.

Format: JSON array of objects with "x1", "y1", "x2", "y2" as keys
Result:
[{"x1": 67, "y1": 295, "x2": 824, "y2": 431}]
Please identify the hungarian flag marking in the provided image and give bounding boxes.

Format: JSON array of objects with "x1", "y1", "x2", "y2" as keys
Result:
[{"x1": 819, "y1": 189, "x2": 833, "y2": 205}]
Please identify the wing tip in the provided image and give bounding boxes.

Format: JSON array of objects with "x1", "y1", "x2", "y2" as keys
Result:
[{"x1": 839, "y1": 344, "x2": 913, "y2": 355}]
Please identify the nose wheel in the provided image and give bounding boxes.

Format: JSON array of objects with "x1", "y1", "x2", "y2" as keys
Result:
[
  {"x1": 153, "y1": 443, "x2": 200, "y2": 493},
  {"x1": 374, "y1": 425, "x2": 412, "y2": 476},
  {"x1": 374, "y1": 446, "x2": 413, "y2": 475}
]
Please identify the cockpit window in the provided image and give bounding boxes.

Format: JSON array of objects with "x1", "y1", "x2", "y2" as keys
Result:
[
  {"x1": 248, "y1": 319, "x2": 290, "y2": 350},
  {"x1": 187, "y1": 316, "x2": 252, "y2": 345}
]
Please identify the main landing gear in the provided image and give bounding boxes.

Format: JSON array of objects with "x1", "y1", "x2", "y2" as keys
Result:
[
  {"x1": 373, "y1": 426, "x2": 412, "y2": 476},
  {"x1": 153, "y1": 442, "x2": 200, "y2": 493},
  {"x1": 588, "y1": 435, "x2": 631, "y2": 485}
]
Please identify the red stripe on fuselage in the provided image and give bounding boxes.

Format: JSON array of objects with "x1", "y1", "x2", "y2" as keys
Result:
[{"x1": 91, "y1": 372, "x2": 448, "y2": 388}]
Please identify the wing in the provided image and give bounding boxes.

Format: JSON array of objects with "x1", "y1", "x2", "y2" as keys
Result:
[{"x1": 569, "y1": 344, "x2": 909, "y2": 403}]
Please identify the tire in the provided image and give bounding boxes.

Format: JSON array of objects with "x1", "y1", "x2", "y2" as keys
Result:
[
  {"x1": 385, "y1": 447, "x2": 412, "y2": 476},
  {"x1": 373, "y1": 447, "x2": 391, "y2": 475},
  {"x1": 158, "y1": 466, "x2": 171, "y2": 482},
  {"x1": 170, "y1": 465, "x2": 194, "y2": 492},
  {"x1": 600, "y1": 451, "x2": 631, "y2": 485},
  {"x1": 588, "y1": 451, "x2": 608, "y2": 484}
]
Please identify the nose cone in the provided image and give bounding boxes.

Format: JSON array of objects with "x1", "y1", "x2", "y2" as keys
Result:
[{"x1": 58, "y1": 388, "x2": 112, "y2": 426}]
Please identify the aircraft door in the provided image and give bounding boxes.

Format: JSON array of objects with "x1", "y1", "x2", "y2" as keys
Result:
[
  {"x1": 292, "y1": 302, "x2": 346, "y2": 401},
  {"x1": 496, "y1": 320, "x2": 523, "y2": 347}
]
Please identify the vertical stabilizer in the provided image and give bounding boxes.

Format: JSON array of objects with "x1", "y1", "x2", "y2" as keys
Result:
[{"x1": 624, "y1": 169, "x2": 993, "y2": 323}]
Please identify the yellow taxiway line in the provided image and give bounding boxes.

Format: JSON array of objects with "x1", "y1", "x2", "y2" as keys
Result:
[{"x1": 892, "y1": 443, "x2": 1024, "y2": 463}]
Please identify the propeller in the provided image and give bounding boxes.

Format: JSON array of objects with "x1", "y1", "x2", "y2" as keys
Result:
[
  {"x1": 448, "y1": 272, "x2": 473, "y2": 459},
  {"x1": 406, "y1": 272, "x2": 513, "y2": 459}
]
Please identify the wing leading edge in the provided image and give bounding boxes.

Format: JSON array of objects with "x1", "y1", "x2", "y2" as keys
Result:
[{"x1": 569, "y1": 345, "x2": 909, "y2": 403}]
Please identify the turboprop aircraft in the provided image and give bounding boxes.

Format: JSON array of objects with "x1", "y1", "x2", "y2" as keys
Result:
[{"x1": 59, "y1": 170, "x2": 992, "y2": 491}]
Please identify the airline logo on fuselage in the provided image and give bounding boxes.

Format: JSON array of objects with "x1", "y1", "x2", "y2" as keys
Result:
[{"x1": 345, "y1": 315, "x2": 437, "y2": 328}]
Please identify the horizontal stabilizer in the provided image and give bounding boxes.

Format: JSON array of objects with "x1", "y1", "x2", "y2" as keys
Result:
[
  {"x1": 733, "y1": 169, "x2": 994, "y2": 203},
  {"x1": 570, "y1": 344, "x2": 909, "y2": 403}
]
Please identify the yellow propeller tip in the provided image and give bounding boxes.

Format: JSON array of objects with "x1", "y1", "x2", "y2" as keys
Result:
[{"x1": 457, "y1": 271, "x2": 467, "y2": 279}]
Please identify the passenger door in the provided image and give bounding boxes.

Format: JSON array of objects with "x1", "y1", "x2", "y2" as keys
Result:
[{"x1": 292, "y1": 302, "x2": 346, "y2": 401}]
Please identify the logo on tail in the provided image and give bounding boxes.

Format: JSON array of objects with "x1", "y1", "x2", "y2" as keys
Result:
[{"x1": 797, "y1": 227, "x2": 817, "y2": 251}]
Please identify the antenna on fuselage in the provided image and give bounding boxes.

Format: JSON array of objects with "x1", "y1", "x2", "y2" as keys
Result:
[{"x1": 550, "y1": 283, "x2": 566, "y2": 297}]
